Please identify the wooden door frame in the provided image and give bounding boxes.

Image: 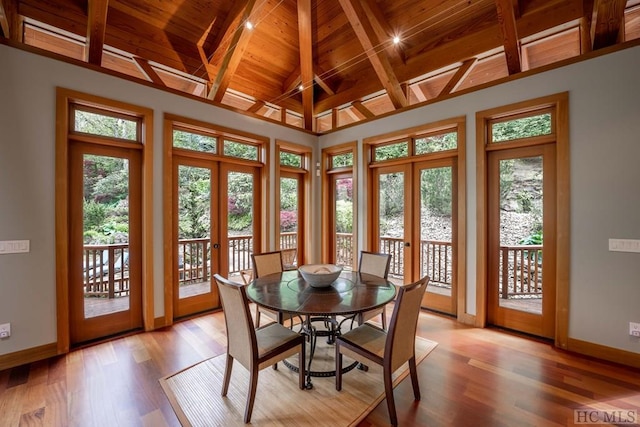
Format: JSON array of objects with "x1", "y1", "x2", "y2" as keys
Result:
[
  {"x1": 475, "y1": 92, "x2": 570, "y2": 349},
  {"x1": 55, "y1": 88, "x2": 154, "y2": 354},
  {"x1": 162, "y1": 114, "x2": 269, "y2": 326}
]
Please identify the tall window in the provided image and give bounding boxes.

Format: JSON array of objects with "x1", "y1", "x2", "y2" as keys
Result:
[
  {"x1": 276, "y1": 141, "x2": 311, "y2": 267},
  {"x1": 322, "y1": 143, "x2": 357, "y2": 269}
]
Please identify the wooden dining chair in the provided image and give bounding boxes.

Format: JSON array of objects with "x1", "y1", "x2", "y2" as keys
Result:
[
  {"x1": 335, "y1": 275, "x2": 430, "y2": 427},
  {"x1": 214, "y1": 274, "x2": 306, "y2": 423},
  {"x1": 251, "y1": 251, "x2": 284, "y2": 327},
  {"x1": 357, "y1": 251, "x2": 392, "y2": 329}
]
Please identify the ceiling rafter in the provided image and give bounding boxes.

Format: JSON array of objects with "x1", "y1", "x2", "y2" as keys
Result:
[
  {"x1": 0, "y1": 0, "x2": 19, "y2": 41},
  {"x1": 207, "y1": 0, "x2": 258, "y2": 102},
  {"x1": 247, "y1": 100, "x2": 265, "y2": 113},
  {"x1": 314, "y1": 73, "x2": 335, "y2": 96},
  {"x1": 495, "y1": 0, "x2": 521, "y2": 74},
  {"x1": 591, "y1": 0, "x2": 627, "y2": 50},
  {"x1": 206, "y1": 0, "x2": 248, "y2": 68},
  {"x1": 133, "y1": 57, "x2": 165, "y2": 86},
  {"x1": 361, "y1": 0, "x2": 406, "y2": 65},
  {"x1": 438, "y1": 58, "x2": 477, "y2": 97},
  {"x1": 297, "y1": 0, "x2": 314, "y2": 130},
  {"x1": 338, "y1": 0, "x2": 408, "y2": 109},
  {"x1": 351, "y1": 100, "x2": 375, "y2": 119},
  {"x1": 86, "y1": 0, "x2": 109, "y2": 65},
  {"x1": 196, "y1": 19, "x2": 217, "y2": 82}
]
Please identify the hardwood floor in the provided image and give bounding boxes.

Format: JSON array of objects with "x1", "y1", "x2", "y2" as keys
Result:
[{"x1": 1, "y1": 308, "x2": 639, "y2": 426}]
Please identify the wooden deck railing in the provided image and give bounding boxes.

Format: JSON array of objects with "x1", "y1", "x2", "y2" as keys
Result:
[
  {"x1": 83, "y1": 244, "x2": 130, "y2": 298},
  {"x1": 83, "y1": 235, "x2": 542, "y2": 300},
  {"x1": 500, "y1": 245, "x2": 543, "y2": 298}
]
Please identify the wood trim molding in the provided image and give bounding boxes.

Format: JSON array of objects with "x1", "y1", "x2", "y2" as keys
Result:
[
  {"x1": 567, "y1": 338, "x2": 640, "y2": 369},
  {"x1": 0, "y1": 343, "x2": 58, "y2": 372}
]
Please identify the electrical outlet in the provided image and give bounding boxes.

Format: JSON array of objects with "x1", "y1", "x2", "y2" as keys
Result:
[
  {"x1": 630, "y1": 322, "x2": 640, "y2": 337},
  {"x1": 0, "y1": 323, "x2": 10, "y2": 339}
]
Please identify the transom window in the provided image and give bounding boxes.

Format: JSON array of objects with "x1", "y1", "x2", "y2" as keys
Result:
[
  {"x1": 223, "y1": 139, "x2": 259, "y2": 161},
  {"x1": 374, "y1": 140, "x2": 409, "y2": 162},
  {"x1": 330, "y1": 152, "x2": 353, "y2": 169},
  {"x1": 280, "y1": 150, "x2": 303, "y2": 168},
  {"x1": 172, "y1": 129, "x2": 217, "y2": 153},
  {"x1": 72, "y1": 106, "x2": 141, "y2": 142},
  {"x1": 489, "y1": 110, "x2": 553, "y2": 144}
]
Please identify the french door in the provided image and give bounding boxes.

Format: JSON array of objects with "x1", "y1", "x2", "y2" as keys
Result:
[
  {"x1": 372, "y1": 159, "x2": 458, "y2": 315},
  {"x1": 69, "y1": 142, "x2": 142, "y2": 344},
  {"x1": 172, "y1": 156, "x2": 260, "y2": 318},
  {"x1": 328, "y1": 172, "x2": 355, "y2": 269},
  {"x1": 487, "y1": 144, "x2": 556, "y2": 338}
]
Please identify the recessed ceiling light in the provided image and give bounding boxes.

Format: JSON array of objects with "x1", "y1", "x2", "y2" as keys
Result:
[
  {"x1": 393, "y1": 35, "x2": 401, "y2": 45},
  {"x1": 298, "y1": 85, "x2": 304, "y2": 91},
  {"x1": 246, "y1": 21, "x2": 254, "y2": 30}
]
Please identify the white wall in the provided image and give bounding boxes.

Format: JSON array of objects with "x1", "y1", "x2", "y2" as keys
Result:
[
  {"x1": 1, "y1": 42, "x2": 639, "y2": 358},
  {"x1": 0, "y1": 44, "x2": 317, "y2": 355},
  {"x1": 320, "y1": 45, "x2": 640, "y2": 354}
]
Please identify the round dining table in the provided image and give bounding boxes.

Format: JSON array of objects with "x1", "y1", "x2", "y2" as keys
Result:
[{"x1": 246, "y1": 268, "x2": 396, "y2": 389}]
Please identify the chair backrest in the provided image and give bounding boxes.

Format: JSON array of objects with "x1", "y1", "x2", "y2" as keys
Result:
[
  {"x1": 359, "y1": 251, "x2": 392, "y2": 279},
  {"x1": 214, "y1": 274, "x2": 257, "y2": 368},
  {"x1": 251, "y1": 251, "x2": 284, "y2": 278},
  {"x1": 281, "y1": 248, "x2": 297, "y2": 268},
  {"x1": 385, "y1": 276, "x2": 430, "y2": 371}
]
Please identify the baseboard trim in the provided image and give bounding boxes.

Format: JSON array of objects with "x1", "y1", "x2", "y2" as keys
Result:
[
  {"x1": 567, "y1": 337, "x2": 640, "y2": 369},
  {"x1": 0, "y1": 343, "x2": 59, "y2": 371}
]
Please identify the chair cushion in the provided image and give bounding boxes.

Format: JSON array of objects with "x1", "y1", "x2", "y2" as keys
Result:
[
  {"x1": 339, "y1": 323, "x2": 387, "y2": 358},
  {"x1": 256, "y1": 322, "x2": 301, "y2": 356}
]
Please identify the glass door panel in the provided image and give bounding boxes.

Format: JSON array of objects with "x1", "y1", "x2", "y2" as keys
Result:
[
  {"x1": 417, "y1": 161, "x2": 456, "y2": 314},
  {"x1": 487, "y1": 144, "x2": 556, "y2": 338},
  {"x1": 173, "y1": 157, "x2": 218, "y2": 318},
  {"x1": 223, "y1": 165, "x2": 259, "y2": 282},
  {"x1": 279, "y1": 174, "x2": 299, "y2": 268},
  {"x1": 70, "y1": 144, "x2": 142, "y2": 344},
  {"x1": 376, "y1": 168, "x2": 409, "y2": 285},
  {"x1": 334, "y1": 176, "x2": 354, "y2": 269},
  {"x1": 177, "y1": 165, "x2": 212, "y2": 300}
]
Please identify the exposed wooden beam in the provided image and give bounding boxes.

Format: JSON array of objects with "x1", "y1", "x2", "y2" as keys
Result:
[
  {"x1": 133, "y1": 57, "x2": 165, "y2": 86},
  {"x1": 410, "y1": 84, "x2": 428, "y2": 103},
  {"x1": 331, "y1": 108, "x2": 338, "y2": 130},
  {"x1": 207, "y1": 0, "x2": 258, "y2": 102},
  {"x1": 361, "y1": 0, "x2": 406, "y2": 64},
  {"x1": 86, "y1": 0, "x2": 109, "y2": 65},
  {"x1": 297, "y1": 0, "x2": 314, "y2": 131},
  {"x1": 206, "y1": 1, "x2": 249, "y2": 67},
  {"x1": 438, "y1": 58, "x2": 477, "y2": 97},
  {"x1": 580, "y1": 0, "x2": 595, "y2": 53},
  {"x1": 196, "y1": 19, "x2": 217, "y2": 82},
  {"x1": 247, "y1": 100, "x2": 265, "y2": 113},
  {"x1": 495, "y1": 0, "x2": 521, "y2": 75},
  {"x1": 0, "y1": 0, "x2": 20, "y2": 42},
  {"x1": 314, "y1": 73, "x2": 335, "y2": 96},
  {"x1": 338, "y1": 0, "x2": 407, "y2": 109},
  {"x1": 351, "y1": 100, "x2": 375, "y2": 119},
  {"x1": 591, "y1": 0, "x2": 626, "y2": 50}
]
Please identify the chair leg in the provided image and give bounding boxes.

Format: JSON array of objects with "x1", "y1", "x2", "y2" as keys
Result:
[
  {"x1": 244, "y1": 367, "x2": 259, "y2": 423},
  {"x1": 255, "y1": 306, "x2": 261, "y2": 327},
  {"x1": 409, "y1": 356, "x2": 421, "y2": 400},
  {"x1": 335, "y1": 344, "x2": 343, "y2": 391},
  {"x1": 383, "y1": 367, "x2": 398, "y2": 426},
  {"x1": 381, "y1": 310, "x2": 387, "y2": 330},
  {"x1": 221, "y1": 354, "x2": 233, "y2": 396}
]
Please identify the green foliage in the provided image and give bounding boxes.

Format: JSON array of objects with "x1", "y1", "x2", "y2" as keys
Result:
[
  {"x1": 280, "y1": 151, "x2": 302, "y2": 168},
  {"x1": 519, "y1": 231, "x2": 543, "y2": 245},
  {"x1": 517, "y1": 191, "x2": 532, "y2": 213},
  {"x1": 492, "y1": 113, "x2": 551, "y2": 142},
  {"x1": 375, "y1": 141, "x2": 408, "y2": 161},
  {"x1": 335, "y1": 200, "x2": 353, "y2": 233},
  {"x1": 420, "y1": 167, "x2": 452, "y2": 216},
  {"x1": 228, "y1": 213, "x2": 252, "y2": 231},
  {"x1": 280, "y1": 177, "x2": 298, "y2": 211},
  {"x1": 173, "y1": 129, "x2": 216, "y2": 152},
  {"x1": 75, "y1": 110, "x2": 137, "y2": 140},
  {"x1": 415, "y1": 132, "x2": 457, "y2": 154},
  {"x1": 331, "y1": 153, "x2": 353, "y2": 168},
  {"x1": 379, "y1": 172, "x2": 405, "y2": 217},
  {"x1": 178, "y1": 166, "x2": 211, "y2": 239},
  {"x1": 84, "y1": 200, "x2": 107, "y2": 230},
  {"x1": 224, "y1": 140, "x2": 258, "y2": 160}
]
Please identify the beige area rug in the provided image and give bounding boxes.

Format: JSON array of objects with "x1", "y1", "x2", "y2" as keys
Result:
[{"x1": 159, "y1": 335, "x2": 437, "y2": 426}]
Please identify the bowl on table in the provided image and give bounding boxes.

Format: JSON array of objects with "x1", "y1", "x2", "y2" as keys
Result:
[{"x1": 298, "y1": 264, "x2": 343, "y2": 288}]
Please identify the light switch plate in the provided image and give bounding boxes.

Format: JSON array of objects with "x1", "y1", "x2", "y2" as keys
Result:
[
  {"x1": 609, "y1": 239, "x2": 640, "y2": 253},
  {"x1": 0, "y1": 240, "x2": 30, "y2": 254}
]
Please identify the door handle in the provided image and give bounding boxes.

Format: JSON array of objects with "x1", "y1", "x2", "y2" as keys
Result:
[
  {"x1": 213, "y1": 243, "x2": 220, "y2": 249},
  {"x1": 404, "y1": 242, "x2": 411, "y2": 247}
]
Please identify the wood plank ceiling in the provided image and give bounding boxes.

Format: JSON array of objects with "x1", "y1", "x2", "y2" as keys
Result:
[{"x1": 0, "y1": 0, "x2": 637, "y2": 133}]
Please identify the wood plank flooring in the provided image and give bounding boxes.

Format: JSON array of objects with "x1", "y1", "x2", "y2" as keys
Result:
[{"x1": 1, "y1": 308, "x2": 639, "y2": 426}]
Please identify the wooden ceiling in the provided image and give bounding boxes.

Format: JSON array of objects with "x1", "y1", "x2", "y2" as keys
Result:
[{"x1": 1, "y1": 0, "x2": 638, "y2": 132}]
